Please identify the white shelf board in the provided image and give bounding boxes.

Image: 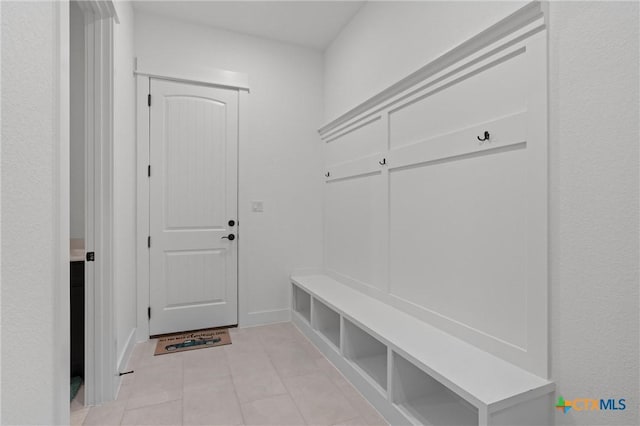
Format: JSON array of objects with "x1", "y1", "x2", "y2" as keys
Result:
[
  {"x1": 397, "y1": 393, "x2": 478, "y2": 426},
  {"x1": 352, "y1": 353, "x2": 387, "y2": 390},
  {"x1": 314, "y1": 298, "x2": 341, "y2": 348},
  {"x1": 291, "y1": 274, "x2": 553, "y2": 408},
  {"x1": 319, "y1": 328, "x2": 340, "y2": 348},
  {"x1": 292, "y1": 310, "x2": 309, "y2": 326},
  {"x1": 299, "y1": 308, "x2": 311, "y2": 323}
]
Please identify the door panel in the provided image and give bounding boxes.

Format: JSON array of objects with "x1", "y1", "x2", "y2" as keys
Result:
[
  {"x1": 149, "y1": 79, "x2": 238, "y2": 336},
  {"x1": 164, "y1": 250, "x2": 227, "y2": 307},
  {"x1": 164, "y1": 96, "x2": 226, "y2": 230}
]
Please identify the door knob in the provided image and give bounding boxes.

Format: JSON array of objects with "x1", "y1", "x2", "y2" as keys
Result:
[{"x1": 221, "y1": 234, "x2": 235, "y2": 241}]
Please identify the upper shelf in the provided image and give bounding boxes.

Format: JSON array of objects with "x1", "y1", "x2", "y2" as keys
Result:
[{"x1": 318, "y1": 1, "x2": 545, "y2": 137}]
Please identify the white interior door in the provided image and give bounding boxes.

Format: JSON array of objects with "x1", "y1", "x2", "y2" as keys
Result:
[{"x1": 149, "y1": 78, "x2": 238, "y2": 336}]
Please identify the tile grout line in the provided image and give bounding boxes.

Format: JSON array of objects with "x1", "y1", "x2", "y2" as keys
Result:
[
  {"x1": 278, "y1": 370, "x2": 315, "y2": 425},
  {"x1": 225, "y1": 334, "x2": 253, "y2": 426},
  {"x1": 180, "y1": 375, "x2": 184, "y2": 426},
  {"x1": 268, "y1": 328, "x2": 350, "y2": 425},
  {"x1": 243, "y1": 325, "x2": 310, "y2": 425},
  {"x1": 99, "y1": 324, "x2": 384, "y2": 426},
  {"x1": 291, "y1": 326, "x2": 387, "y2": 425},
  {"x1": 122, "y1": 340, "x2": 185, "y2": 423},
  {"x1": 180, "y1": 354, "x2": 184, "y2": 426}
]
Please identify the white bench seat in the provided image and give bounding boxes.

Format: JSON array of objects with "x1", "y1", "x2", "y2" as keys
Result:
[{"x1": 291, "y1": 274, "x2": 554, "y2": 425}]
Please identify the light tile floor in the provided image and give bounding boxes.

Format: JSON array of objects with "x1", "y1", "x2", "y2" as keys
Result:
[{"x1": 71, "y1": 322, "x2": 388, "y2": 426}]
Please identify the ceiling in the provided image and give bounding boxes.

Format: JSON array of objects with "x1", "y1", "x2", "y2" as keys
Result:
[{"x1": 131, "y1": 1, "x2": 366, "y2": 50}]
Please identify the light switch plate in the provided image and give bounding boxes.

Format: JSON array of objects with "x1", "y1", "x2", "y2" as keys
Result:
[{"x1": 251, "y1": 201, "x2": 264, "y2": 212}]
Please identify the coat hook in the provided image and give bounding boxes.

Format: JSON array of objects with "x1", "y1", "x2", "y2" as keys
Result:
[
  {"x1": 477, "y1": 131, "x2": 490, "y2": 142},
  {"x1": 379, "y1": 158, "x2": 387, "y2": 166},
  {"x1": 325, "y1": 172, "x2": 330, "y2": 178}
]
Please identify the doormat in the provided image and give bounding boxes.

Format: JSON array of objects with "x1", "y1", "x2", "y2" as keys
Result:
[{"x1": 154, "y1": 328, "x2": 231, "y2": 356}]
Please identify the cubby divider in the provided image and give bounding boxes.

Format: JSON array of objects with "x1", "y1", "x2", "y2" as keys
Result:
[
  {"x1": 392, "y1": 352, "x2": 478, "y2": 426},
  {"x1": 343, "y1": 319, "x2": 388, "y2": 393},
  {"x1": 312, "y1": 298, "x2": 341, "y2": 349}
]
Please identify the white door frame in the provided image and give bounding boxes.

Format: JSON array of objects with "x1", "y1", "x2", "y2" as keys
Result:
[
  {"x1": 76, "y1": 0, "x2": 118, "y2": 405},
  {"x1": 135, "y1": 61, "x2": 249, "y2": 340},
  {"x1": 55, "y1": 1, "x2": 71, "y2": 423}
]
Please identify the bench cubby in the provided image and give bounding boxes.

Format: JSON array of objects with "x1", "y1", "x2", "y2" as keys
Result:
[
  {"x1": 343, "y1": 319, "x2": 388, "y2": 393},
  {"x1": 292, "y1": 284, "x2": 311, "y2": 324},
  {"x1": 392, "y1": 352, "x2": 478, "y2": 426},
  {"x1": 312, "y1": 298, "x2": 341, "y2": 349}
]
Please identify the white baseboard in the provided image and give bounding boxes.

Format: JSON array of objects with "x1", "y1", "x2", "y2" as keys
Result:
[
  {"x1": 117, "y1": 328, "x2": 137, "y2": 373},
  {"x1": 241, "y1": 308, "x2": 291, "y2": 327},
  {"x1": 114, "y1": 328, "x2": 137, "y2": 399}
]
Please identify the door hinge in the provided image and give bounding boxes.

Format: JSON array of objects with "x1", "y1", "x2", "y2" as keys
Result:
[
  {"x1": 148, "y1": 307, "x2": 151, "y2": 319},
  {"x1": 147, "y1": 236, "x2": 151, "y2": 248},
  {"x1": 147, "y1": 165, "x2": 151, "y2": 177},
  {"x1": 147, "y1": 94, "x2": 151, "y2": 107},
  {"x1": 86, "y1": 251, "x2": 95, "y2": 262}
]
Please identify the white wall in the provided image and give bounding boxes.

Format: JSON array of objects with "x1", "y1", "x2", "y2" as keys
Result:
[
  {"x1": 70, "y1": 1, "x2": 85, "y2": 239},
  {"x1": 323, "y1": 1, "x2": 525, "y2": 122},
  {"x1": 113, "y1": 1, "x2": 138, "y2": 371},
  {"x1": 548, "y1": 2, "x2": 639, "y2": 425},
  {"x1": 134, "y1": 12, "x2": 324, "y2": 327},
  {"x1": 1, "y1": 1, "x2": 70, "y2": 424},
  {"x1": 324, "y1": 2, "x2": 639, "y2": 425}
]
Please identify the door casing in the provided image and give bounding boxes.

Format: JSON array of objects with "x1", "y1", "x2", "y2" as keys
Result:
[
  {"x1": 135, "y1": 61, "x2": 249, "y2": 341},
  {"x1": 76, "y1": 0, "x2": 119, "y2": 407}
]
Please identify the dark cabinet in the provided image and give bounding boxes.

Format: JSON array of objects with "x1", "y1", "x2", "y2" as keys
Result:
[{"x1": 70, "y1": 261, "x2": 84, "y2": 378}]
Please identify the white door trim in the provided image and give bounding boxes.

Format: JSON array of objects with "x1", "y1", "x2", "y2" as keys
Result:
[
  {"x1": 134, "y1": 57, "x2": 250, "y2": 91},
  {"x1": 55, "y1": 1, "x2": 71, "y2": 423},
  {"x1": 77, "y1": 0, "x2": 118, "y2": 405},
  {"x1": 135, "y1": 74, "x2": 249, "y2": 341},
  {"x1": 136, "y1": 75, "x2": 151, "y2": 341}
]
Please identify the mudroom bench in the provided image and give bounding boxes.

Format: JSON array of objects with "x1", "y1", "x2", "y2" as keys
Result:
[{"x1": 291, "y1": 274, "x2": 555, "y2": 426}]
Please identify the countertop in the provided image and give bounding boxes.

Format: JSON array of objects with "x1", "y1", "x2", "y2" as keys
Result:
[{"x1": 70, "y1": 238, "x2": 84, "y2": 262}]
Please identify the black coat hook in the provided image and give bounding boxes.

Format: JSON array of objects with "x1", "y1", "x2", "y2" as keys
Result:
[
  {"x1": 325, "y1": 172, "x2": 330, "y2": 178},
  {"x1": 379, "y1": 158, "x2": 387, "y2": 166},
  {"x1": 477, "y1": 131, "x2": 490, "y2": 142}
]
